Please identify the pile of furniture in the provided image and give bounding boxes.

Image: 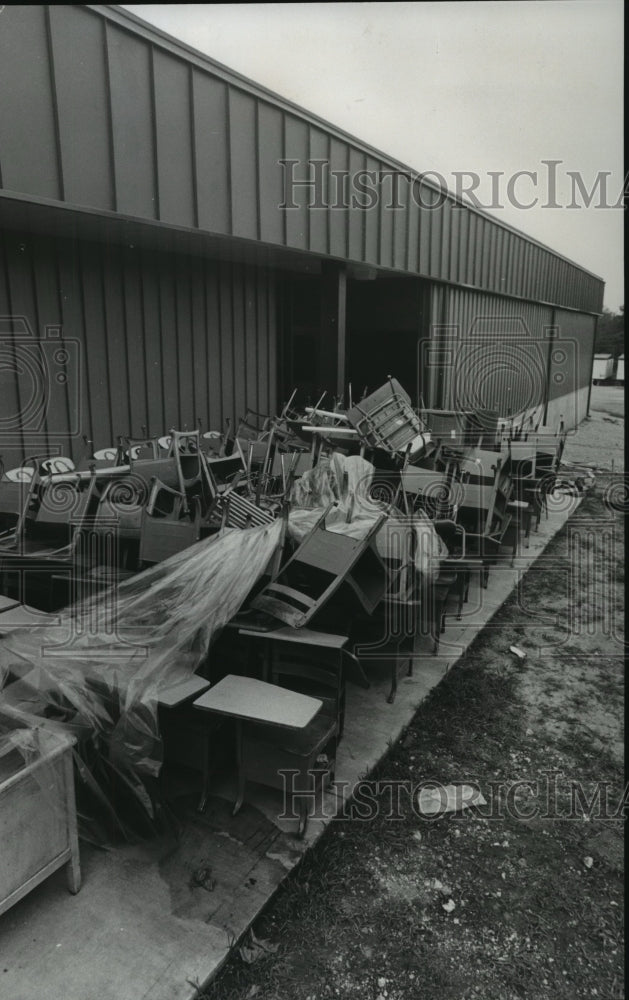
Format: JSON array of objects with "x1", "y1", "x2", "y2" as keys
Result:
[{"x1": 0, "y1": 378, "x2": 569, "y2": 846}]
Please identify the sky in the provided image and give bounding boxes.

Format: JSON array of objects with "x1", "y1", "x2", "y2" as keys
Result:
[{"x1": 123, "y1": 2, "x2": 624, "y2": 311}]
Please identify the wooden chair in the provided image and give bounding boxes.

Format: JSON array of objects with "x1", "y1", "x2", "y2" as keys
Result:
[
  {"x1": 125, "y1": 436, "x2": 180, "y2": 492},
  {"x1": 0, "y1": 471, "x2": 100, "y2": 602},
  {"x1": 92, "y1": 475, "x2": 148, "y2": 543},
  {"x1": 251, "y1": 508, "x2": 390, "y2": 628},
  {"x1": 167, "y1": 429, "x2": 203, "y2": 510},
  {"x1": 0, "y1": 468, "x2": 39, "y2": 547},
  {"x1": 204, "y1": 452, "x2": 248, "y2": 495},
  {"x1": 138, "y1": 498, "x2": 201, "y2": 568},
  {"x1": 240, "y1": 680, "x2": 338, "y2": 838},
  {"x1": 202, "y1": 430, "x2": 226, "y2": 459}
]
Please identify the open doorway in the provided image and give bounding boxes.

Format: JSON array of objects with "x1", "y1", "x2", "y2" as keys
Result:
[{"x1": 346, "y1": 276, "x2": 430, "y2": 407}]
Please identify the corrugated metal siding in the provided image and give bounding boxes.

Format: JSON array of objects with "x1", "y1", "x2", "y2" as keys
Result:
[
  {"x1": 0, "y1": 4, "x2": 603, "y2": 314},
  {"x1": 548, "y1": 309, "x2": 596, "y2": 401},
  {"x1": 427, "y1": 285, "x2": 557, "y2": 416},
  {"x1": 0, "y1": 228, "x2": 278, "y2": 468}
]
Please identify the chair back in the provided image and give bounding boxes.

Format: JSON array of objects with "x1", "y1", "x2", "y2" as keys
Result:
[
  {"x1": 40, "y1": 456, "x2": 75, "y2": 475},
  {"x1": 3, "y1": 467, "x2": 34, "y2": 483},
  {"x1": 138, "y1": 499, "x2": 201, "y2": 566}
]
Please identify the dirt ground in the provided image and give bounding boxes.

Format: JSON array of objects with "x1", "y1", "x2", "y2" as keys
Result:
[
  {"x1": 199, "y1": 401, "x2": 625, "y2": 1000},
  {"x1": 563, "y1": 386, "x2": 625, "y2": 472}
]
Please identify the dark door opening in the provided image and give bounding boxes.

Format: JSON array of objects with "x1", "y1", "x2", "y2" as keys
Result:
[{"x1": 346, "y1": 276, "x2": 429, "y2": 407}]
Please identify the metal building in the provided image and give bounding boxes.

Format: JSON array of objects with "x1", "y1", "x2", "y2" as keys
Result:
[{"x1": 0, "y1": 5, "x2": 604, "y2": 467}]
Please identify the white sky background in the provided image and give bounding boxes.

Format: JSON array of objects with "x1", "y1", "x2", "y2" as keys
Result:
[{"x1": 123, "y1": 1, "x2": 624, "y2": 311}]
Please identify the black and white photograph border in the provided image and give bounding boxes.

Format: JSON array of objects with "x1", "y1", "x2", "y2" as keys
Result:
[{"x1": 0, "y1": 4, "x2": 624, "y2": 1000}]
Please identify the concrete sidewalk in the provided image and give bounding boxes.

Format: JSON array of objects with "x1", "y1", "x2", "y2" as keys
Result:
[{"x1": 0, "y1": 495, "x2": 582, "y2": 1000}]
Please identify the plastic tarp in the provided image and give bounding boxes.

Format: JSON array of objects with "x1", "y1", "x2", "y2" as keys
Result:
[
  {"x1": 289, "y1": 453, "x2": 446, "y2": 590},
  {"x1": 0, "y1": 520, "x2": 283, "y2": 840}
]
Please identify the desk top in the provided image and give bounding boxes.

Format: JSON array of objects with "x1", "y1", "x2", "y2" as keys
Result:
[
  {"x1": 193, "y1": 674, "x2": 322, "y2": 729},
  {"x1": 238, "y1": 625, "x2": 348, "y2": 649},
  {"x1": 0, "y1": 596, "x2": 20, "y2": 613},
  {"x1": 0, "y1": 603, "x2": 50, "y2": 634},
  {"x1": 158, "y1": 674, "x2": 210, "y2": 707}
]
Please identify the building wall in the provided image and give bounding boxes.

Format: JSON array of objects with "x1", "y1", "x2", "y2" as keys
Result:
[
  {"x1": 424, "y1": 285, "x2": 595, "y2": 430},
  {"x1": 0, "y1": 228, "x2": 278, "y2": 468},
  {"x1": 0, "y1": 4, "x2": 604, "y2": 315}
]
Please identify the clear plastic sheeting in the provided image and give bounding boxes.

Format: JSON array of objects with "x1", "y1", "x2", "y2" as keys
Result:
[
  {"x1": 289, "y1": 453, "x2": 446, "y2": 584},
  {"x1": 0, "y1": 520, "x2": 283, "y2": 840},
  {"x1": 0, "y1": 719, "x2": 72, "y2": 813}
]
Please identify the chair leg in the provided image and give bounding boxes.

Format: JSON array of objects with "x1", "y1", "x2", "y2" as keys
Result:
[
  {"x1": 197, "y1": 729, "x2": 212, "y2": 814},
  {"x1": 456, "y1": 575, "x2": 465, "y2": 619},
  {"x1": 297, "y1": 797, "x2": 309, "y2": 839},
  {"x1": 233, "y1": 719, "x2": 245, "y2": 816},
  {"x1": 387, "y1": 663, "x2": 398, "y2": 704}
]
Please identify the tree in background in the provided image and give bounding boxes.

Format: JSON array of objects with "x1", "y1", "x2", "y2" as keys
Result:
[{"x1": 595, "y1": 306, "x2": 624, "y2": 357}]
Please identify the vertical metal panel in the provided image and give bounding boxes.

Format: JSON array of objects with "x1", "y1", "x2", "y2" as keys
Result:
[
  {"x1": 4, "y1": 236, "x2": 53, "y2": 456},
  {"x1": 328, "y1": 139, "x2": 349, "y2": 258},
  {"x1": 139, "y1": 249, "x2": 166, "y2": 436},
  {"x1": 447, "y1": 202, "x2": 460, "y2": 284},
  {"x1": 478, "y1": 217, "x2": 489, "y2": 289},
  {"x1": 456, "y1": 207, "x2": 469, "y2": 287},
  {"x1": 244, "y1": 265, "x2": 258, "y2": 415},
  {"x1": 120, "y1": 246, "x2": 150, "y2": 438},
  {"x1": 192, "y1": 72, "x2": 230, "y2": 235},
  {"x1": 428, "y1": 191, "x2": 442, "y2": 279},
  {"x1": 230, "y1": 262, "x2": 247, "y2": 423},
  {"x1": 307, "y1": 127, "x2": 329, "y2": 256},
  {"x1": 106, "y1": 24, "x2": 157, "y2": 219},
  {"x1": 473, "y1": 214, "x2": 484, "y2": 287},
  {"x1": 0, "y1": 6, "x2": 60, "y2": 200},
  {"x1": 284, "y1": 115, "x2": 309, "y2": 251},
  {"x1": 430, "y1": 284, "x2": 556, "y2": 417},
  {"x1": 256, "y1": 102, "x2": 285, "y2": 247},
  {"x1": 218, "y1": 260, "x2": 235, "y2": 421},
  {"x1": 511, "y1": 237, "x2": 521, "y2": 297},
  {"x1": 173, "y1": 253, "x2": 194, "y2": 427},
  {"x1": 31, "y1": 237, "x2": 68, "y2": 455},
  {"x1": 466, "y1": 212, "x2": 478, "y2": 286},
  {"x1": 188, "y1": 254, "x2": 209, "y2": 429},
  {"x1": 378, "y1": 160, "x2": 394, "y2": 268},
  {"x1": 256, "y1": 268, "x2": 269, "y2": 416},
  {"x1": 406, "y1": 184, "x2": 420, "y2": 274},
  {"x1": 550, "y1": 309, "x2": 596, "y2": 398},
  {"x1": 203, "y1": 259, "x2": 223, "y2": 431},
  {"x1": 48, "y1": 6, "x2": 113, "y2": 212},
  {"x1": 364, "y1": 155, "x2": 380, "y2": 265},
  {"x1": 101, "y1": 245, "x2": 132, "y2": 435},
  {"x1": 267, "y1": 267, "x2": 278, "y2": 414},
  {"x1": 156, "y1": 252, "x2": 180, "y2": 431},
  {"x1": 228, "y1": 90, "x2": 258, "y2": 240},
  {"x1": 152, "y1": 49, "x2": 195, "y2": 228},
  {"x1": 417, "y1": 181, "x2": 432, "y2": 276},
  {"x1": 438, "y1": 197, "x2": 451, "y2": 280},
  {"x1": 79, "y1": 242, "x2": 114, "y2": 445},
  {"x1": 392, "y1": 171, "x2": 410, "y2": 270},
  {"x1": 0, "y1": 234, "x2": 27, "y2": 466},
  {"x1": 0, "y1": 228, "x2": 279, "y2": 462},
  {"x1": 348, "y1": 148, "x2": 366, "y2": 262}
]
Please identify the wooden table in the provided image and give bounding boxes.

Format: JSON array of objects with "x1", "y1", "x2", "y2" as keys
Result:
[{"x1": 193, "y1": 674, "x2": 322, "y2": 816}]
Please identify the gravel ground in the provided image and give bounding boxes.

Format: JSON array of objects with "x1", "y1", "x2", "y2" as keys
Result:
[{"x1": 563, "y1": 387, "x2": 624, "y2": 472}]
